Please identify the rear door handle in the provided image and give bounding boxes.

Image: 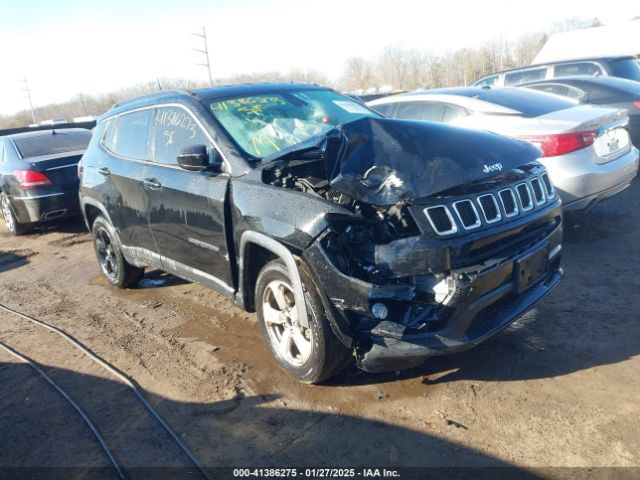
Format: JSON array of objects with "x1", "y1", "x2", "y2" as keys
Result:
[
  {"x1": 98, "y1": 167, "x2": 111, "y2": 176},
  {"x1": 143, "y1": 178, "x2": 162, "y2": 190}
]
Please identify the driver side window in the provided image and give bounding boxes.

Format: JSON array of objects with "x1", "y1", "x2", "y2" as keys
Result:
[{"x1": 152, "y1": 107, "x2": 211, "y2": 165}]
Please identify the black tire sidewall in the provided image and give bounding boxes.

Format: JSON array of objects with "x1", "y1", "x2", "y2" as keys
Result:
[
  {"x1": 255, "y1": 260, "x2": 343, "y2": 383},
  {"x1": 91, "y1": 216, "x2": 130, "y2": 288},
  {"x1": 1, "y1": 193, "x2": 28, "y2": 236}
]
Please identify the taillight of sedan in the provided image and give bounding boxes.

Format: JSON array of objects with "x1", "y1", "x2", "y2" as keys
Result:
[
  {"x1": 518, "y1": 131, "x2": 598, "y2": 157},
  {"x1": 14, "y1": 170, "x2": 54, "y2": 189}
]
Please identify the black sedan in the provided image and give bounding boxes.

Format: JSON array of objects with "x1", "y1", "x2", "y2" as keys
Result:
[
  {"x1": 521, "y1": 76, "x2": 640, "y2": 147},
  {"x1": 0, "y1": 128, "x2": 91, "y2": 235}
]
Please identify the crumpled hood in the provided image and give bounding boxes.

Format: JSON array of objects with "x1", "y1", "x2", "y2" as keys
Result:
[{"x1": 324, "y1": 117, "x2": 542, "y2": 206}]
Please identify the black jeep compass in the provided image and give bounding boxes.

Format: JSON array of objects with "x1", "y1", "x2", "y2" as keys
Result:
[{"x1": 79, "y1": 83, "x2": 563, "y2": 383}]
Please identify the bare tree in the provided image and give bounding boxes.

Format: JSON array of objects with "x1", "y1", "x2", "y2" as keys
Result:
[{"x1": 341, "y1": 56, "x2": 375, "y2": 91}]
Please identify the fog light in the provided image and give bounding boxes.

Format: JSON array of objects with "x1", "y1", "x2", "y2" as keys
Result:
[{"x1": 371, "y1": 303, "x2": 389, "y2": 320}]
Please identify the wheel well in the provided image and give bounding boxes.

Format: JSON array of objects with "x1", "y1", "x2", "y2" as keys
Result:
[
  {"x1": 84, "y1": 204, "x2": 102, "y2": 229},
  {"x1": 242, "y1": 243, "x2": 278, "y2": 312}
]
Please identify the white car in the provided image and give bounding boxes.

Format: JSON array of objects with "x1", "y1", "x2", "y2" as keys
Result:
[{"x1": 368, "y1": 87, "x2": 639, "y2": 211}]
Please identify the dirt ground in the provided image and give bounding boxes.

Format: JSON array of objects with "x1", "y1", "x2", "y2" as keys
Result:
[{"x1": 1, "y1": 181, "x2": 639, "y2": 478}]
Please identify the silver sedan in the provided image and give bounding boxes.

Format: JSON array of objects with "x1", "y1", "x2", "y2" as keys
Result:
[{"x1": 368, "y1": 87, "x2": 639, "y2": 211}]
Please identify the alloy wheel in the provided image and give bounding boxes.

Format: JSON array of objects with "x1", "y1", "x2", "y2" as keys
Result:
[
  {"x1": 95, "y1": 228, "x2": 119, "y2": 282},
  {"x1": 1, "y1": 196, "x2": 16, "y2": 233},
  {"x1": 262, "y1": 279, "x2": 313, "y2": 367}
]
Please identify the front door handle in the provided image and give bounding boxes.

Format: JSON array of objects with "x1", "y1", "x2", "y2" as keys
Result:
[
  {"x1": 98, "y1": 167, "x2": 111, "y2": 176},
  {"x1": 143, "y1": 178, "x2": 162, "y2": 190}
]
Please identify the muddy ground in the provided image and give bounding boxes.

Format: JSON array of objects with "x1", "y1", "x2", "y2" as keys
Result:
[{"x1": 1, "y1": 182, "x2": 639, "y2": 479}]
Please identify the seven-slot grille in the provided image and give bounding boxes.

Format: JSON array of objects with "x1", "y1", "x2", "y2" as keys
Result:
[
  {"x1": 477, "y1": 194, "x2": 501, "y2": 223},
  {"x1": 424, "y1": 173, "x2": 556, "y2": 236},
  {"x1": 516, "y1": 183, "x2": 533, "y2": 211},
  {"x1": 530, "y1": 177, "x2": 546, "y2": 204},
  {"x1": 453, "y1": 200, "x2": 481, "y2": 229},
  {"x1": 541, "y1": 172, "x2": 555, "y2": 198},
  {"x1": 424, "y1": 205, "x2": 457, "y2": 235},
  {"x1": 499, "y1": 188, "x2": 518, "y2": 217}
]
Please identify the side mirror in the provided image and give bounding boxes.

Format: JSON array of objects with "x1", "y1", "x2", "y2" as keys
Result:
[
  {"x1": 177, "y1": 145, "x2": 224, "y2": 173},
  {"x1": 177, "y1": 145, "x2": 209, "y2": 171}
]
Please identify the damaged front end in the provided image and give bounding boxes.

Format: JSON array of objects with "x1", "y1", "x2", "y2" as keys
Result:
[{"x1": 263, "y1": 117, "x2": 564, "y2": 372}]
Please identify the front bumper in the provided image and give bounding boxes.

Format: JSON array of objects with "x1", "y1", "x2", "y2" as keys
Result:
[
  {"x1": 356, "y1": 255, "x2": 562, "y2": 372},
  {"x1": 11, "y1": 190, "x2": 80, "y2": 224},
  {"x1": 540, "y1": 145, "x2": 639, "y2": 212},
  {"x1": 305, "y1": 202, "x2": 563, "y2": 373}
]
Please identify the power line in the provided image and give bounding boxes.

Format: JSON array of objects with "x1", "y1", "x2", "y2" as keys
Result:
[
  {"x1": 19, "y1": 76, "x2": 36, "y2": 124},
  {"x1": 191, "y1": 26, "x2": 213, "y2": 87}
]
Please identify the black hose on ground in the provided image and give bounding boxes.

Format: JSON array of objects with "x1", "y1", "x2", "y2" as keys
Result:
[
  {"x1": 0, "y1": 302, "x2": 212, "y2": 480},
  {"x1": 0, "y1": 339, "x2": 125, "y2": 480}
]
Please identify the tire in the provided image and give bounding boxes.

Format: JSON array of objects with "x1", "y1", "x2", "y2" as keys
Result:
[
  {"x1": 1, "y1": 193, "x2": 30, "y2": 235},
  {"x1": 255, "y1": 259, "x2": 352, "y2": 383},
  {"x1": 91, "y1": 216, "x2": 144, "y2": 288}
]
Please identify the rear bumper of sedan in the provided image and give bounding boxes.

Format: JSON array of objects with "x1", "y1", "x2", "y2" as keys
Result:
[
  {"x1": 541, "y1": 145, "x2": 639, "y2": 212},
  {"x1": 10, "y1": 190, "x2": 81, "y2": 224}
]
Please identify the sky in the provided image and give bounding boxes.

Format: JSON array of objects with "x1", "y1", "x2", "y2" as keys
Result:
[{"x1": 0, "y1": 0, "x2": 638, "y2": 116}]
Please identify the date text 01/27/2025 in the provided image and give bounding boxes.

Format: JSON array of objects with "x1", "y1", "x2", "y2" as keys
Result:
[{"x1": 232, "y1": 468, "x2": 401, "y2": 478}]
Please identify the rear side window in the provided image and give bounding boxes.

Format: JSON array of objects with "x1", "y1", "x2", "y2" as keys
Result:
[
  {"x1": 392, "y1": 102, "x2": 446, "y2": 122},
  {"x1": 370, "y1": 103, "x2": 394, "y2": 116},
  {"x1": 578, "y1": 83, "x2": 619, "y2": 102},
  {"x1": 14, "y1": 131, "x2": 91, "y2": 158},
  {"x1": 608, "y1": 58, "x2": 640, "y2": 81},
  {"x1": 103, "y1": 110, "x2": 153, "y2": 160},
  {"x1": 442, "y1": 104, "x2": 468, "y2": 123},
  {"x1": 554, "y1": 62, "x2": 603, "y2": 77},
  {"x1": 504, "y1": 68, "x2": 546, "y2": 86},
  {"x1": 152, "y1": 107, "x2": 211, "y2": 165},
  {"x1": 475, "y1": 75, "x2": 498, "y2": 87}
]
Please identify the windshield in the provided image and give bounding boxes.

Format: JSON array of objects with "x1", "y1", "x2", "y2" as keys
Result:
[{"x1": 209, "y1": 89, "x2": 380, "y2": 159}]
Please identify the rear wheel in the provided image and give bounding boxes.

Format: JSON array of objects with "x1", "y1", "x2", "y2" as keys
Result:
[
  {"x1": 91, "y1": 216, "x2": 144, "y2": 288},
  {"x1": 255, "y1": 259, "x2": 352, "y2": 383},
  {"x1": 1, "y1": 193, "x2": 29, "y2": 235}
]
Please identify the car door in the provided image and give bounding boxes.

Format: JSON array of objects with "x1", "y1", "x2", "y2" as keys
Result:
[
  {"x1": 99, "y1": 109, "x2": 156, "y2": 250},
  {"x1": 145, "y1": 105, "x2": 233, "y2": 291}
]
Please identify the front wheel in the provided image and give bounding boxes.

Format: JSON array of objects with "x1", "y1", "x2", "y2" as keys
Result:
[
  {"x1": 91, "y1": 216, "x2": 144, "y2": 288},
  {"x1": 255, "y1": 259, "x2": 352, "y2": 383}
]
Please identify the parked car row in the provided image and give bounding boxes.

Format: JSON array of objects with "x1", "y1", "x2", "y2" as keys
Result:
[
  {"x1": 368, "y1": 86, "x2": 639, "y2": 211},
  {"x1": 0, "y1": 128, "x2": 92, "y2": 234},
  {"x1": 473, "y1": 55, "x2": 640, "y2": 87},
  {"x1": 1, "y1": 75, "x2": 638, "y2": 383},
  {"x1": 521, "y1": 76, "x2": 640, "y2": 147}
]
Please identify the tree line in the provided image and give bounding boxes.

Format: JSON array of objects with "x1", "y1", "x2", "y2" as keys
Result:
[{"x1": 0, "y1": 16, "x2": 603, "y2": 129}]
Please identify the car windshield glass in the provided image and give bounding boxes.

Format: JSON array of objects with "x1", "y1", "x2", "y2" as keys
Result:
[
  {"x1": 14, "y1": 130, "x2": 91, "y2": 158},
  {"x1": 477, "y1": 88, "x2": 576, "y2": 117},
  {"x1": 609, "y1": 58, "x2": 640, "y2": 81},
  {"x1": 209, "y1": 89, "x2": 380, "y2": 159}
]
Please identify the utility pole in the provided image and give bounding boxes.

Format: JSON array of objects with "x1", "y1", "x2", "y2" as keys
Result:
[
  {"x1": 192, "y1": 26, "x2": 213, "y2": 87},
  {"x1": 79, "y1": 93, "x2": 88, "y2": 116},
  {"x1": 19, "y1": 76, "x2": 36, "y2": 124}
]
